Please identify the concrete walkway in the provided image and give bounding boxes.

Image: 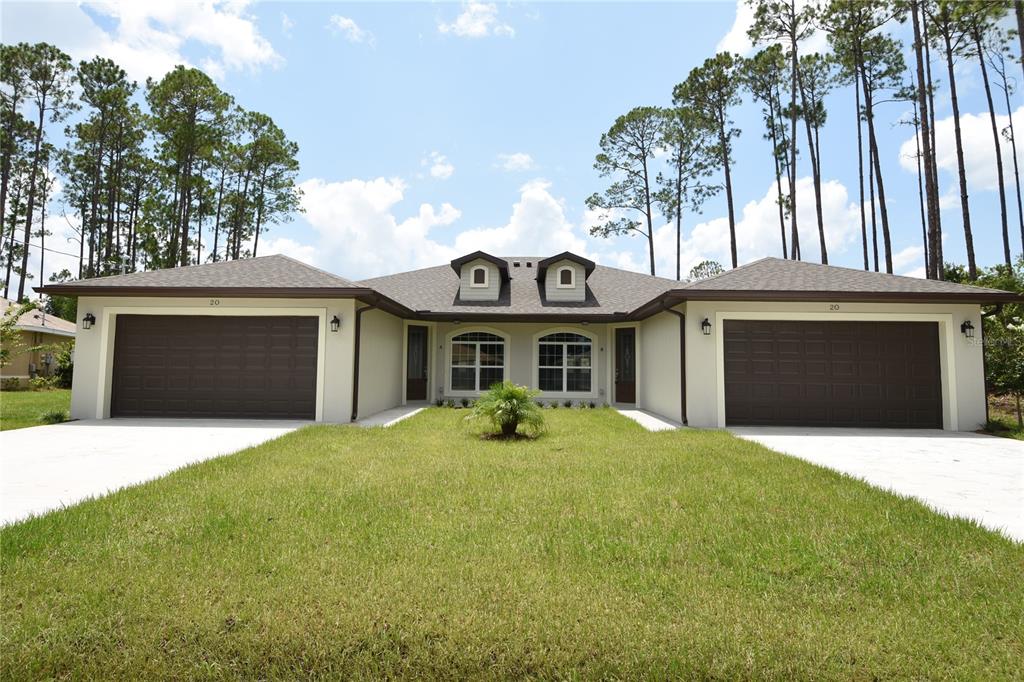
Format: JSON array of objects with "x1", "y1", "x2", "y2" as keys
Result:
[
  {"x1": 731, "y1": 427, "x2": 1024, "y2": 542},
  {"x1": 616, "y1": 409, "x2": 683, "y2": 432},
  {"x1": 1, "y1": 419, "x2": 305, "y2": 525},
  {"x1": 355, "y1": 404, "x2": 427, "y2": 428}
]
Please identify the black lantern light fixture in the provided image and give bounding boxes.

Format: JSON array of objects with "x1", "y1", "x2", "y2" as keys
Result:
[
  {"x1": 82, "y1": 312, "x2": 96, "y2": 330},
  {"x1": 960, "y1": 320, "x2": 975, "y2": 339},
  {"x1": 330, "y1": 315, "x2": 341, "y2": 332},
  {"x1": 701, "y1": 318, "x2": 712, "y2": 336}
]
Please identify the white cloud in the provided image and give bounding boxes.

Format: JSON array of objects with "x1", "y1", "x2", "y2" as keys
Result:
[
  {"x1": 438, "y1": 2, "x2": 515, "y2": 38},
  {"x1": 716, "y1": 0, "x2": 828, "y2": 57},
  {"x1": 0, "y1": 0, "x2": 281, "y2": 82},
  {"x1": 898, "y1": 105, "x2": 1024, "y2": 193},
  {"x1": 423, "y1": 152, "x2": 455, "y2": 180},
  {"x1": 495, "y1": 152, "x2": 536, "y2": 172},
  {"x1": 327, "y1": 15, "x2": 375, "y2": 46},
  {"x1": 258, "y1": 236, "x2": 317, "y2": 264},
  {"x1": 281, "y1": 12, "x2": 294, "y2": 38}
]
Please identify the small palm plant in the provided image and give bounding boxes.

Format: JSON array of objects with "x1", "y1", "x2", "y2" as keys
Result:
[{"x1": 468, "y1": 381, "x2": 546, "y2": 438}]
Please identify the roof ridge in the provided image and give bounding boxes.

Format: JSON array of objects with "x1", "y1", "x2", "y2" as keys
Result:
[
  {"x1": 269, "y1": 253, "x2": 364, "y2": 287},
  {"x1": 681, "y1": 256, "x2": 773, "y2": 289}
]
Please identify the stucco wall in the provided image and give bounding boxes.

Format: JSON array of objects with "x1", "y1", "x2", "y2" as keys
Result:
[
  {"x1": 639, "y1": 309, "x2": 683, "y2": 423},
  {"x1": 543, "y1": 259, "x2": 586, "y2": 302},
  {"x1": 458, "y1": 258, "x2": 501, "y2": 301},
  {"x1": 356, "y1": 308, "x2": 403, "y2": 419},
  {"x1": 682, "y1": 300, "x2": 986, "y2": 431},
  {"x1": 0, "y1": 330, "x2": 73, "y2": 382},
  {"x1": 431, "y1": 322, "x2": 611, "y2": 404},
  {"x1": 71, "y1": 296, "x2": 358, "y2": 422}
]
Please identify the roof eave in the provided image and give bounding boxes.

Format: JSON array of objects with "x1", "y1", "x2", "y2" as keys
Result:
[{"x1": 34, "y1": 285, "x2": 374, "y2": 298}]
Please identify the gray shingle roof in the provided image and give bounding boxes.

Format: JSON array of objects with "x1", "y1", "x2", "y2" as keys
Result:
[
  {"x1": 359, "y1": 257, "x2": 680, "y2": 317},
  {"x1": 682, "y1": 257, "x2": 1014, "y2": 297},
  {"x1": 40, "y1": 254, "x2": 366, "y2": 291}
]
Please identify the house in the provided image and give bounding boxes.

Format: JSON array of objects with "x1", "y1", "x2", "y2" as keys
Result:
[
  {"x1": 0, "y1": 297, "x2": 76, "y2": 387},
  {"x1": 37, "y1": 252, "x2": 1019, "y2": 430}
]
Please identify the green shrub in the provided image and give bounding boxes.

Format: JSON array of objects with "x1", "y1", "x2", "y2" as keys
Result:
[
  {"x1": 563, "y1": 399, "x2": 573, "y2": 408},
  {"x1": 467, "y1": 381, "x2": 545, "y2": 438},
  {"x1": 39, "y1": 409, "x2": 69, "y2": 425},
  {"x1": 549, "y1": 401, "x2": 558, "y2": 409},
  {"x1": 52, "y1": 344, "x2": 74, "y2": 389},
  {"x1": 28, "y1": 376, "x2": 54, "y2": 391},
  {"x1": 460, "y1": 397, "x2": 470, "y2": 408},
  {"x1": 444, "y1": 399, "x2": 456, "y2": 408},
  {"x1": 435, "y1": 399, "x2": 444, "y2": 407},
  {"x1": 588, "y1": 401, "x2": 597, "y2": 409},
  {"x1": 1, "y1": 377, "x2": 21, "y2": 391}
]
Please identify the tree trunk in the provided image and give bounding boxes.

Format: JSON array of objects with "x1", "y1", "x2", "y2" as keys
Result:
[
  {"x1": 641, "y1": 156, "x2": 656, "y2": 276},
  {"x1": 0, "y1": 82, "x2": 22, "y2": 245},
  {"x1": 796, "y1": 64, "x2": 827, "y2": 264},
  {"x1": 720, "y1": 122, "x2": 738, "y2": 269},
  {"x1": 942, "y1": 30, "x2": 976, "y2": 278},
  {"x1": 788, "y1": 14, "x2": 799, "y2": 261},
  {"x1": 1000, "y1": 67, "x2": 1024, "y2": 254},
  {"x1": 3, "y1": 180, "x2": 22, "y2": 298},
  {"x1": 1016, "y1": 391, "x2": 1022, "y2": 429},
  {"x1": 1016, "y1": 0, "x2": 1024, "y2": 83},
  {"x1": 855, "y1": 69, "x2": 868, "y2": 271},
  {"x1": 77, "y1": 198, "x2": 85, "y2": 279},
  {"x1": 862, "y1": 79, "x2": 893, "y2": 273},
  {"x1": 211, "y1": 167, "x2": 226, "y2": 262},
  {"x1": 977, "y1": 36, "x2": 1012, "y2": 267},
  {"x1": 501, "y1": 421, "x2": 517, "y2": 437},
  {"x1": 913, "y1": 97, "x2": 929, "y2": 276},
  {"x1": 675, "y1": 143, "x2": 683, "y2": 279},
  {"x1": 38, "y1": 170, "x2": 47, "y2": 289},
  {"x1": 916, "y1": 3, "x2": 943, "y2": 280},
  {"x1": 768, "y1": 104, "x2": 788, "y2": 259},
  {"x1": 17, "y1": 93, "x2": 46, "y2": 302},
  {"x1": 868, "y1": 143, "x2": 879, "y2": 272}
]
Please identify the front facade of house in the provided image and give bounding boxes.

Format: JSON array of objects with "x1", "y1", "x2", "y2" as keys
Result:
[
  {"x1": 40, "y1": 252, "x2": 1018, "y2": 431},
  {"x1": 0, "y1": 298, "x2": 76, "y2": 388}
]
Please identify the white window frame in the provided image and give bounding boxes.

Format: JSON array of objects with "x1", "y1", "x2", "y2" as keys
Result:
[
  {"x1": 469, "y1": 265, "x2": 489, "y2": 288},
  {"x1": 555, "y1": 265, "x2": 576, "y2": 288},
  {"x1": 532, "y1": 327, "x2": 598, "y2": 399},
  {"x1": 446, "y1": 327, "x2": 508, "y2": 396}
]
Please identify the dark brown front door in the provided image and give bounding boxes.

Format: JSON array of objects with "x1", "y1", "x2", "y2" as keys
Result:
[
  {"x1": 615, "y1": 327, "x2": 636, "y2": 404},
  {"x1": 724, "y1": 320, "x2": 942, "y2": 428},
  {"x1": 406, "y1": 325, "x2": 428, "y2": 401},
  {"x1": 111, "y1": 315, "x2": 318, "y2": 419}
]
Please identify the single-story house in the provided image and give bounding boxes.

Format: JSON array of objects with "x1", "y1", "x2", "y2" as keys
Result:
[
  {"x1": 37, "y1": 251, "x2": 1019, "y2": 430},
  {"x1": 0, "y1": 297, "x2": 76, "y2": 387}
]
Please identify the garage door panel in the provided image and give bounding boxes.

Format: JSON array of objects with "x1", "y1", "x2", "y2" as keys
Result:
[
  {"x1": 724, "y1": 320, "x2": 941, "y2": 428},
  {"x1": 112, "y1": 315, "x2": 318, "y2": 419}
]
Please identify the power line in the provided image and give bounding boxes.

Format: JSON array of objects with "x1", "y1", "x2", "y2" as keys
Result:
[{"x1": 3, "y1": 237, "x2": 82, "y2": 260}]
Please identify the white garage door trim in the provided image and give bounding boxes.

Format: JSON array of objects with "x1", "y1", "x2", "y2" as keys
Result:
[
  {"x1": 713, "y1": 311, "x2": 958, "y2": 430},
  {"x1": 95, "y1": 306, "x2": 328, "y2": 421}
]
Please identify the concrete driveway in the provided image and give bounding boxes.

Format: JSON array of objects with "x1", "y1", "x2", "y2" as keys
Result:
[
  {"x1": 731, "y1": 427, "x2": 1024, "y2": 542},
  {"x1": 1, "y1": 419, "x2": 306, "y2": 525}
]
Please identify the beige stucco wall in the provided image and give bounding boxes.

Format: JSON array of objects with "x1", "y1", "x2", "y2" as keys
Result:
[
  {"x1": 431, "y1": 322, "x2": 612, "y2": 404},
  {"x1": 682, "y1": 300, "x2": 986, "y2": 431},
  {"x1": 638, "y1": 309, "x2": 683, "y2": 423},
  {"x1": 0, "y1": 330, "x2": 73, "y2": 383},
  {"x1": 356, "y1": 308, "x2": 403, "y2": 419},
  {"x1": 71, "y1": 296, "x2": 358, "y2": 422}
]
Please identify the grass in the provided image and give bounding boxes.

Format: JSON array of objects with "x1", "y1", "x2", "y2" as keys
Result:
[
  {"x1": 2, "y1": 408, "x2": 1022, "y2": 679},
  {"x1": 0, "y1": 388, "x2": 71, "y2": 431},
  {"x1": 986, "y1": 395, "x2": 1024, "y2": 441}
]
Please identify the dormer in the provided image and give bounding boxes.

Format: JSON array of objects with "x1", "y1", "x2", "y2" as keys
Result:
[
  {"x1": 536, "y1": 252, "x2": 595, "y2": 302},
  {"x1": 451, "y1": 251, "x2": 509, "y2": 301}
]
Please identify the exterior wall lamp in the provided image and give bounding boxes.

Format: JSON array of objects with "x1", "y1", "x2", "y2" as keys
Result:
[
  {"x1": 701, "y1": 318, "x2": 712, "y2": 336},
  {"x1": 960, "y1": 320, "x2": 975, "y2": 338},
  {"x1": 330, "y1": 315, "x2": 341, "y2": 332},
  {"x1": 82, "y1": 313, "x2": 96, "y2": 330}
]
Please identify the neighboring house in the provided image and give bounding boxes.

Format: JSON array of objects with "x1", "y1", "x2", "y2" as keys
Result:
[
  {"x1": 0, "y1": 297, "x2": 76, "y2": 387},
  {"x1": 37, "y1": 252, "x2": 1019, "y2": 431}
]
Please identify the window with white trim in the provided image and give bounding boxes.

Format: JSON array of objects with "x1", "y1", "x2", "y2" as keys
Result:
[
  {"x1": 470, "y1": 266, "x2": 488, "y2": 287},
  {"x1": 538, "y1": 332, "x2": 592, "y2": 392},
  {"x1": 556, "y1": 266, "x2": 575, "y2": 288},
  {"x1": 450, "y1": 332, "x2": 505, "y2": 391}
]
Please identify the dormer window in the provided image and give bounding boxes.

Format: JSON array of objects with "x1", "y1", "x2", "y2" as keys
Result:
[
  {"x1": 557, "y1": 266, "x2": 575, "y2": 288},
  {"x1": 470, "y1": 266, "x2": 488, "y2": 287}
]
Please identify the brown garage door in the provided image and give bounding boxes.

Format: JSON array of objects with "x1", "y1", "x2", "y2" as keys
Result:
[
  {"x1": 724, "y1": 320, "x2": 942, "y2": 428},
  {"x1": 111, "y1": 315, "x2": 318, "y2": 419}
]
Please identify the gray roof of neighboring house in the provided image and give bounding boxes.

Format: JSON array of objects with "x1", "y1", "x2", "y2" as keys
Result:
[
  {"x1": 0, "y1": 298, "x2": 76, "y2": 337},
  {"x1": 37, "y1": 254, "x2": 368, "y2": 294},
  {"x1": 360, "y1": 257, "x2": 680, "y2": 318},
  {"x1": 678, "y1": 257, "x2": 1016, "y2": 299}
]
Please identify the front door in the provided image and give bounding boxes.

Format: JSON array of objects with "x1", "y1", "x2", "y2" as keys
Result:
[
  {"x1": 406, "y1": 325, "x2": 428, "y2": 401},
  {"x1": 615, "y1": 327, "x2": 636, "y2": 404}
]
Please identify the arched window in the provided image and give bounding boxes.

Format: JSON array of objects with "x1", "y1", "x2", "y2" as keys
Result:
[
  {"x1": 556, "y1": 266, "x2": 575, "y2": 288},
  {"x1": 538, "y1": 332, "x2": 592, "y2": 392},
  {"x1": 470, "y1": 266, "x2": 488, "y2": 287},
  {"x1": 450, "y1": 331, "x2": 505, "y2": 391}
]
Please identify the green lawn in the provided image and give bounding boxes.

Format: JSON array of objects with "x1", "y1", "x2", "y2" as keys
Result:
[
  {"x1": 2, "y1": 409, "x2": 1021, "y2": 678},
  {"x1": 986, "y1": 396, "x2": 1024, "y2": 441},
  {"x1": 0, "y1": 389, "x2": 71, "y2": 431}
]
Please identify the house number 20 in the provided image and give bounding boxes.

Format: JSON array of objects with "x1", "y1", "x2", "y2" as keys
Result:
[
  {"x1": 829, "y1": 303, "x2": 840, "y2": 311},
  {"x1": 209, "y1": 299, "x2": 220, "y2": 306}
]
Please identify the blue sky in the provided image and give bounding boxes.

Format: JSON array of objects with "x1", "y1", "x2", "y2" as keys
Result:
[{"x1": 3, "y1": 0, "x2": 1022, "y2": 285}]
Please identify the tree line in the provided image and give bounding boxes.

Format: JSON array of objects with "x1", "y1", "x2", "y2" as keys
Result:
[
  {"x1": 0, "y1": 42, "x2": 302, "y2": 303},
  {"x1": 588, "y1": 0, "x2": 1023, "y2": 281}
]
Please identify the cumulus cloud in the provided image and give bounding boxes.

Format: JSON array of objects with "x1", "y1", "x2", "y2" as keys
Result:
[
  {"x1": 716, "y1": 0, "x2": 828, "y2": 56},
  {"x1": 438, "y1": 2, "x2": 515, "y2": 38},
  {"x1": 423, "y1": 152, "x2": 455, "y2": 180},
  {"x1": 898, "y1": 105, "x2": 1024, "y2": 192},
  {"x1": 281, "y1": 12, "x2": 294, "y2": 38},
  {"x1": 495, "y1": 152, "x2": 536, "y2": 172},
  {"x1": 0, "y1": 0, "x2": 281, "y2": 82},
  {"x1": 327, "y1": 15, "x2": 375, "y2": 46}
]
